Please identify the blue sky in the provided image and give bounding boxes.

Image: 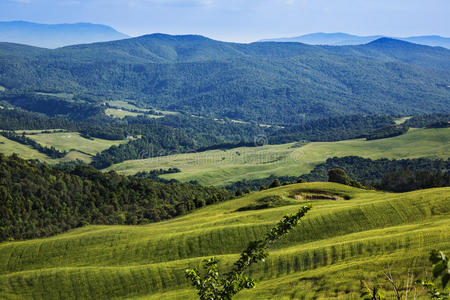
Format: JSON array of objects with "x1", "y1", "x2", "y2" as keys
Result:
[{"x1": 1, "y1": 0, "x2": 449, "y2": 42}]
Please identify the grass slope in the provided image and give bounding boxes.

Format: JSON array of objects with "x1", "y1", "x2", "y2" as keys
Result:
[
  {"x1": 105, "y1": 108, "x2": 146, "y2": 119},
  {"x1": 107, "y1": 128, "x2": 450, "y2": 186},
  {"x1": 0, "y1": 135, "x2": 51, "y2": 162},
  {"x1": 26, "y1": 131, "x2": 128, "y2": 156},
  {"x1": 0, "y1": 183, "x2": 449, "y2": 299},
  {"x1": 0, "y1": 131, "x2": 128, "y2": 164}
]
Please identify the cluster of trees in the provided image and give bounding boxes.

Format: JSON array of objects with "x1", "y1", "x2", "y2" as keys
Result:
[
  {"x1": 226, "y1": 156, "x2": 450, "y2": 193},
  {"x1": 404, "y1": 114, "x2": 450, "y2": 128},
  {"x1": 268, "y1": 115, "x2": 396, "y2": 144},
  {"x1": 380, "y1": 170, "x2": 450, "y2": 192},
  {"x1": 327, "y1": 168, "x2": 364, "y2": 189},
  {"x1": 0, "y1": 130, "x2": 67, "y2": 158},
  {"x1": 305, "y1": 156, "x2": 450, "y2": 192},
  {"x1": 0, "y1": 154, "x2": 232, "y2": 241},
  {"x1": 365, "y1": 125, "x2": 409, "y2": 140},
  {"x1": 134, "y1": 168, "x2": 181, "y2": 183},
  {"x1": 225, "y1": 175, "x2": 302, "y2": 192}
]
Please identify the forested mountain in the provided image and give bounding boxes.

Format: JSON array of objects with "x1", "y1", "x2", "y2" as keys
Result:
[
  {"x1": 0, "y1": 21, "x2": 129, "y2": 48},
  {"x1": 0, "y1": 34, "x2": 449, "y2": 124},
  {"x1": 260, "y1": 32, "x2": 450, "y2": 49}
]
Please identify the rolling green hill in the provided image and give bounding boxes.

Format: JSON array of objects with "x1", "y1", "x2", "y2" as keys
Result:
[
  {"x1": 0, "y1": 35, "x2": 449, "y2": 124},
  {"x1": 108, "y1": 128, "x2": 450, "y2": 186},
  {"x1": 1, "y1": 182, "x2": 448, "y2": 299}
]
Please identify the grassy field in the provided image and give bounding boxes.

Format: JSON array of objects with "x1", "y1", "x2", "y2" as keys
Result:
[
  {"x1": 26, "y1": 132, "x2": 129, "y2": 156},
  {"x1": 106, "y1": 101, "x2": 176, "y2": 118},
  {"x1": 107, "y1": 100, "x2": 150, "y2": 112},
  {"x1": 394, "y1": 116, "x2": 412, "y2": 125},
  {"x1": 107, "y1": 128, "x2": 450, "y2": 186},
  {"x1": 105, "y1": 108, "x2": 147, "y2": 119},
  {"x1": 0, "y1": 135, "x2": 52, "y2": 162},
  {"x1": 0, "y1": 131, "x2": 128, "y2": 164},
  {"x1": 0, "y1": 182, "x2": 448, "y2": 299}
]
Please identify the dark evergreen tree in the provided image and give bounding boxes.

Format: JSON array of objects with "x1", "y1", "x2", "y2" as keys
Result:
[{"x1": 328, "y1": 168, "x2": 351, "y2": 185}]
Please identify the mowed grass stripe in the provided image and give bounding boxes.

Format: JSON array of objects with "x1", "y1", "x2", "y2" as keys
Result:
[
  {"x1": 1, "y1": 221, "x2": 448, "y2": 299},
  {"x1": 0, "y1": 184, "x2": 448, "y2": 299},
  {"x1": 0, "y1": 185, "x2": 448, "y2": 274}
]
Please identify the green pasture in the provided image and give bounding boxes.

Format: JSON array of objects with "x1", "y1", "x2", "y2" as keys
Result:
[
  {"x1": 107, "y1": 100, "x2": 151, "y2": 112},
  {"x1": 106, "y1": 101, "x2": 177, "y2": 118},
  {"x1": 108, "y1": 128, "x2": 450, "y2": 186},
  {"x1": 0, "y1": 135, "x2": 52, "y2": 162},
  {"x1": 0, "y1": 131, "x2": 128, "y2": 164},
  {"x1": 105, "y1": 108, "x2": 145, "y2": 119},
  {"x1": 26, "y1": 131, "x2": 128, "y2": 155},
  {"x1": 0, "y1": 183, "x2": 448, "y2": 299}
]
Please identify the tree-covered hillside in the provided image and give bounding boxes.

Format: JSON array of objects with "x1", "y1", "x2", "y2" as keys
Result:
[
  {"x1": 0, "y1": 35, "x2": 449, "y2": 124},
  {"x1": 0, "y1": 154, "x2": 232, "y2": 241}
]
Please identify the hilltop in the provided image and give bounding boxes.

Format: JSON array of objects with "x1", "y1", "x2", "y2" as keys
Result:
[
  {"x1": 0, "y1": 35, "x2": 449, "y2": 123},
  {"x1": 260, "y1": 32, "x2": 450, "y2": 49},
  {"x1": 0, "y1": 21, "x2": 129, "y2": 48}
]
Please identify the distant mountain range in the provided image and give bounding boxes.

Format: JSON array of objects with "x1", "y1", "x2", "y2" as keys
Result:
[
  {"x1": 260, "y1": 33, "x2": 450, "y2": 49},
  {"x1": 0, "y1": 21, "x2": 129, "y2": 48},
  {"x1": 0, "y1": 34, "x2": 449, "y2": 124}
]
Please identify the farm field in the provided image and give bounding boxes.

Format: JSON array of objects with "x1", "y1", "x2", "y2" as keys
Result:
[
  {"x1": 0, "y1": 131, "x2": 129, "y2": 164},
  {"x1": 26, "y1": 131, "x2": 129, "y2": 156},
  {"x1": 106, "y1": 101, "x2": 177, "y2": 118},
  {"x1": 107, "y1": 100, "x2": 151, "y2": 112},
  {"x1": 107, "y1": 128, "x2": 450, "y2": 186},
  {"x1": 105, "y1": 108, "x2": 147, "y2": 119},
  {"x1": 0, "y1": 182, "x2": 448, "y2": 299},
  {"x1": 0, "y1": 135, "x2": 52, "y2": 162}
]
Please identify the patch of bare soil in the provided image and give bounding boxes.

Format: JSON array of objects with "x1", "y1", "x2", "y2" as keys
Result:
[{"x1": 294, "y1": 193, "x2": 343, "y2": 201}]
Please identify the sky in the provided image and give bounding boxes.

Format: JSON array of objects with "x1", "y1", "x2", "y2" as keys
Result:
[{"x1": 1, "y1": 0, "x2": 449, "y2": 42}]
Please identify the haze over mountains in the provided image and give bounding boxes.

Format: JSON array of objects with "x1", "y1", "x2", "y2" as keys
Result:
[
  {"x1": 0, "y1": 21, "x2": 129, "y2": 48},
  {"x1": 0, "y1": 34, "x2": 449, "y2": 124},
  {"x1": 260, "y1": 32, "x2": 450, "y2": 49}
]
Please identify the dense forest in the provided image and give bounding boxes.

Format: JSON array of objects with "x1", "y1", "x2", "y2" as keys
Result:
[
  {"x1": 267, "y1": 114, "x2": 395, "y2": 144},
  {"x1": 0, "y1": 35, "x2": 449, "y2": 124},
  {"x1": 0, "y1": 154, "x2": 232, "y2": 241}
]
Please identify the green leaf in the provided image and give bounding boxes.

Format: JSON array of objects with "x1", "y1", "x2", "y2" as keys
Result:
[
  {"x1": 434, "y1": 262, "x2": 447, "y2": 278},
  {"x1": 442, "y1": 273, "x2": 450, "y2": 289}
]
